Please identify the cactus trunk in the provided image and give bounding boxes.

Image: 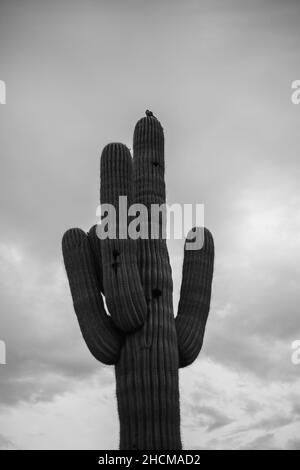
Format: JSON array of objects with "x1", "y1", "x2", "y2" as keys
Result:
[{"x1": 116, "y1": 238, "x2": 181, "y2": 450}]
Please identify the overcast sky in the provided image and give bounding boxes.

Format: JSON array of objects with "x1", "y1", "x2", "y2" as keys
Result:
[{"x1": 0, "y1": 0, "x2": 300, "y2": 449}]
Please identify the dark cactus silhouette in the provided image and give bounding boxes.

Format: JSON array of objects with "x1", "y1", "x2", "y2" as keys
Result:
[{"x1": 62, "y1": 112, "x2": 214, "y2": 450}]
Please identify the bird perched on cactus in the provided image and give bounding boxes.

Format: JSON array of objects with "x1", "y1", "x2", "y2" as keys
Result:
[
  {"x1": 62, "y1": 111, "x2": 214, "y2": 450},
  {"x1": 145, "y1": 109, "x2": 155, "y2": 118}
]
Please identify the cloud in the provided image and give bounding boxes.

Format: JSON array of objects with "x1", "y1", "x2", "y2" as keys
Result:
[
  {"x1": 200, "y1": 185, "x2": 300, "y2": 381},
  {"x1": 180, "y1": 360, "x2": 300, "y2": 450},
  {"x1": 0, "y1": 433, "x2": 15, "y2": 450},
  {"x1": 0, "y1": 243, "x2": 110, "y2": 406},
  {"x1": 189, "y1": 405, "x2": 233, "y2": 432},
  {"x1": 287, "y1": 438, "x2": 300, "y2": 450},
  {"x1": 241, "y1": 433, "x2": 277, "y2": 450},
  {"x1": 0, "y1": 376, "x2": 119, "y2": 449},
  {"x1": 235, "y1": 413, "x2": 297, "y2": 435}
]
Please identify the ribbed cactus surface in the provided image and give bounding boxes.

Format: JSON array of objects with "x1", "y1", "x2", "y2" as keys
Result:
[{"x1": 62, "y1": 113, "x2": 214, "y2": 450}]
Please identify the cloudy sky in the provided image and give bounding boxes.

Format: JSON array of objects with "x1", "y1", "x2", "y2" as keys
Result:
[{"x1": 0, "y1": 0, "x2": 300, "y2": 449}]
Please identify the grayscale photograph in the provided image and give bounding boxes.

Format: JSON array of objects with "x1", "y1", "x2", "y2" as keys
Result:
[{"x1": 0, "y1": 0, "x2": 299, "y2": 460}]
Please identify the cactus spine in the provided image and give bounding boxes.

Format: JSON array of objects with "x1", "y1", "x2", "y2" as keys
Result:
[{"x1": 62, "y1": 113, "x2": 214, "y2": 450}]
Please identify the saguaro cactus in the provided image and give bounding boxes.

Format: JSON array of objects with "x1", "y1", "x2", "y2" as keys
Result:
[{"x1": 62, "y1": 112, "x2": 214, "y2": 450}]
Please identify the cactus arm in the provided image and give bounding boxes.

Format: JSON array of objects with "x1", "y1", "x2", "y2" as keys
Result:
[
  {"x1": 62, "y1": 227, "x2": 122, "y2": 365},
  {"x1": 99, "y1": 143, "x2": 148, "y2": 333},
  {"x1": 86, "y1": 225, "x2": 104, "y2": 290},
  {"x1": 175, "y1": 227, "x2": 214, "y2": 368}
]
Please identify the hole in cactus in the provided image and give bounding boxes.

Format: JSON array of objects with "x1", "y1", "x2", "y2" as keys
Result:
[
  {"x1": 112, "y1": 261, "x2": 119, "y2": 274},
  {"x1": 112, "y1": 250, "x2": 120, "y2": 274},
  {"x1": 152, "y1": 288, "x2": 162, "y2": 299},
  {"x1": 152, "y1": 161, "x2": 159, "y2": 167}
]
